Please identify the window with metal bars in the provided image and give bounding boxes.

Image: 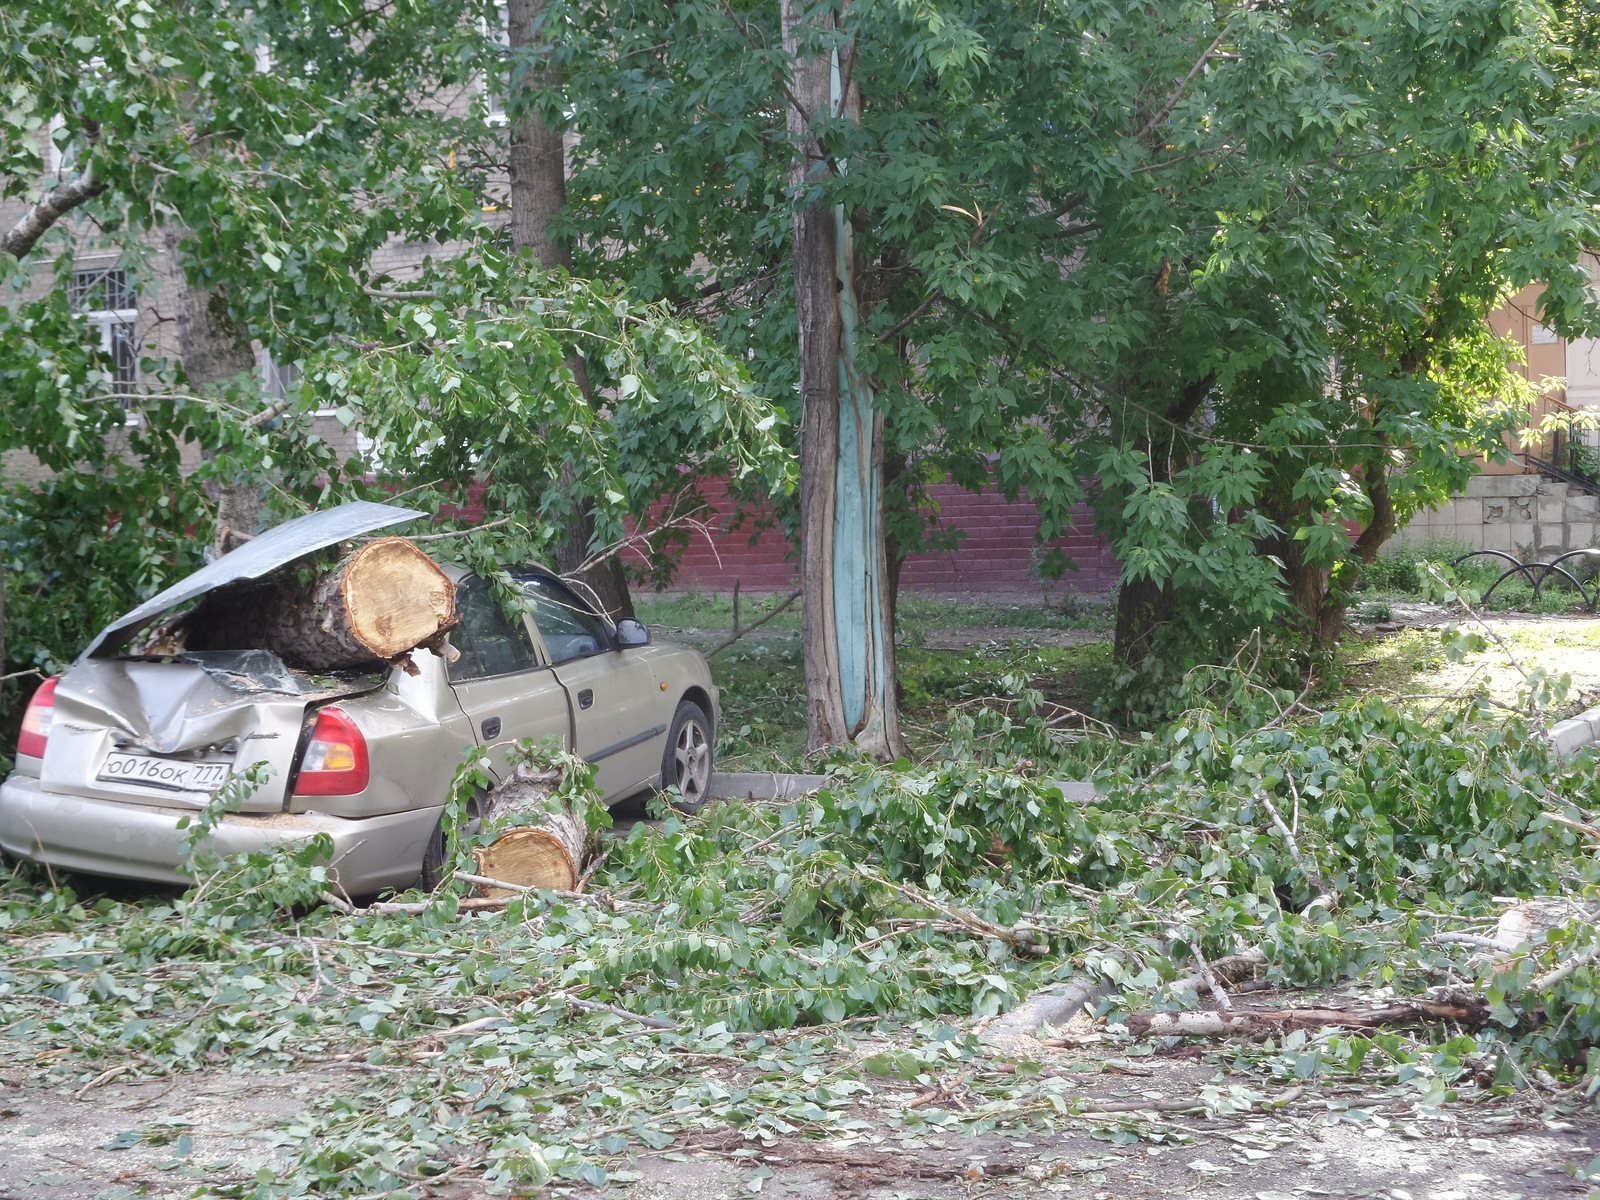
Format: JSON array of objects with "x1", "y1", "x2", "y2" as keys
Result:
[{"x1": 69, "y1": 266, "x2": 138, "y2": 391}]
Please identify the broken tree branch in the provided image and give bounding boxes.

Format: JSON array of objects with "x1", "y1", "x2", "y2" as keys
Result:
[
  {"x1": 558, "y1": 994, "x2": 678, "y2": 1030},
  {"x1": 1528, "y1": 946, "x2": 1600, "y2": 993},
  {"x1": 866, "y1": 871, "x2": 1049, "y2": 956},
  {"x1": 1259, "y1": 782, "x2": 1336, "y2": 908},
  {"x1": 1543, "y1": 811, "x2": 1600, "y2": 841},
  {"x1": 1169, "y1": 946, "x2": 1266, "y2": 996},
  {"x1": 706, "y1": 589, "x2": 801, "y2": 657},
  {"x1": 390, "y1": 516, "x2": 517, "y2": 542}
]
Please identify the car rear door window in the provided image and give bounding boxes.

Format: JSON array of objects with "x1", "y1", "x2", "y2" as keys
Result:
[
  {"x1": 520, "y1": 577, "x2": 611, "y2": 664},
  {"x1": 449, "y1": 577, "x2": 538, "y2": 680}
]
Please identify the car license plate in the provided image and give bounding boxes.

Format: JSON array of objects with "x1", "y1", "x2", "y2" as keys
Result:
[{"x1": 97, "y1": 753, "x2": 232, "y2": 793}]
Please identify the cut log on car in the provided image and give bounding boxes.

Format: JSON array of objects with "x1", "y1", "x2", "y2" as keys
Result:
[
  {"x1": 173, "y1": 537, "x2": 458, "y2": 672},
  {"x1": 1124, "y1": 994, "x2": 1489, "y2": 1037},
  {"x1": 471, "y1": 764, "x2": 599, "y2": 896}
]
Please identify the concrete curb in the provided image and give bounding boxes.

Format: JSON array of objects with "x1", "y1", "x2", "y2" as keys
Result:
[
  {"x1": 1547, "y1": 703, "x2": 1600, "y2": 756},
  {"x1": 707, "y1": 772, "x2": 832, "y2": 800}
]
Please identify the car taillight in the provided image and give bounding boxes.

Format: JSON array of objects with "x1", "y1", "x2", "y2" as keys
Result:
[
  {"x1": 17, "y1": 677, "x2": 59, "y2": 759},
  {"x1": 293, "y1": 706, "x2": 370, "y2": 796}
]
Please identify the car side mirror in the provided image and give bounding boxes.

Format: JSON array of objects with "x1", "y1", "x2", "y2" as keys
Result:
[{"x1": 615, "y1": 618, "x2": 651, "y2": 648}]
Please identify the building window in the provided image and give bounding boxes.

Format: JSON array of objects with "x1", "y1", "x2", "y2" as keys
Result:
[
  {"x1": 261, "y1": 347, "x2": 300, "y2": 400},
  {"x1": 69, "y1": 266, "x2": 138, "y2": 391},
  {"x1": 480, "y1": 1, "x2": 509, "y2": 125}
]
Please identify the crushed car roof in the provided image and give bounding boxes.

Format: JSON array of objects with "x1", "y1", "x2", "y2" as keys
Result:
[{"x1": 77, "y1": 500, "x2": 428, "y2": 662}]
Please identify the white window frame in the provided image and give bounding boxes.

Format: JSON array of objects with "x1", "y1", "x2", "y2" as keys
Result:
[
  {"x1": 480, "y1": 1, "x2": 510, "y2": 126},
  {"x1": 71, "y1": 265, "x2": 139, "y2": 409}
]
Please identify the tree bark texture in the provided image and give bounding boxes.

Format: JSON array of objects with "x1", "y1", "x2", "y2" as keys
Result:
[
  {"x1": 0, "y1": 170, "x2": 106, "y2": 260},
  {"x1": 506, "y1": 0, "x2": 635, "y2": 620},
  {"x1": 1112, "y1": 574, "x2": 1177, "y2": 666},
  {"x1": 506, "y1": 0, "x2": 571, "y2": 273},
  {"x1": 1124, "y1": 995, "x2": 1489, "y2": 1037},
  {"x1": 158, "y1": 228, "x2": 264, "y2": 554},
  {"x1": 173, "y1": 538, "x2": 458, "y2": 671},
  {"x1": 1262, "y1": 452, "x2": 1399, "y2": 651},
  {"x1": 471, "y1": 764, "x2": 599, "y2": 894},
  {"x1": 784, "y1": 0, "x2": 904, "y2": 759}
]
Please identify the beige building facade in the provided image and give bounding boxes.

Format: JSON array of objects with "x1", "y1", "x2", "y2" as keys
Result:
[{"x1": 1391, "y1": 262, "x2": 1600, "y2": 558}]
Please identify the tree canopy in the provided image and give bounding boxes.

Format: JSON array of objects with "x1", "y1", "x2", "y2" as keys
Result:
[
  {"x1": 3, "y1": 0, "x2": 1599, "y2": 732},
  {"x1": 0, "y1": 0, "x2": 792, "y2": 689}
]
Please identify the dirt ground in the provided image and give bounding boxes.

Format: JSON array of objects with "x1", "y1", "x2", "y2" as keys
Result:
[
  {"x1": 1346, "y1": 609, "x2": 1600, "y2": 713},
  {"x1": 4, "y1": 1043, "x2": 1596, "y2": 1199}
]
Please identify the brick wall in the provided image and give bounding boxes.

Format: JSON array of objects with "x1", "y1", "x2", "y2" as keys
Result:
[{"x1": 625, "y1": 477, "x2": 1121, "y2": 597}]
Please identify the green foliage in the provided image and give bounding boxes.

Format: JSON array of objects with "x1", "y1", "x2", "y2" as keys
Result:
[
  {"x1": 6, "y1": 677, "x2": 1600, "y2": 1188},
  {"x1": 0, "y1": 0, "x2": 795, "y2": 726},
  {"x1": 547, "y1": 0, "x2": 1600, "y2": 662}
]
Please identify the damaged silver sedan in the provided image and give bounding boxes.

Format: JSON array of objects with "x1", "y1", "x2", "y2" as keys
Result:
[{"x1": 0, "y1": 502, "x2": 717, "y2": 894}]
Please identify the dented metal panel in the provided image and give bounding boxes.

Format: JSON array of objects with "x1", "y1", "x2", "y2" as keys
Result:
[
  {"x1": 78, "y1": 500, "x2": 427, "y2": 661},
  {"x1": 44, "y1": 656, "x2": 384, "y2": 812}
]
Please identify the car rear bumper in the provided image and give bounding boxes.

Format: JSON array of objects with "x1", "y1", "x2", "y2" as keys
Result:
[{"x1": 0, "y1": 774, "x2": 437, "y2": 895}]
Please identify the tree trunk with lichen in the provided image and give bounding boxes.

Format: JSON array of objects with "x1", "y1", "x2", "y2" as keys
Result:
[{"x1": 784, "y1": 0, "x2": 904, "y2": 759}]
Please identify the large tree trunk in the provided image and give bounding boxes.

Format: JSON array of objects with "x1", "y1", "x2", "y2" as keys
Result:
[
  {"x1": 1110, "y1": 376, "x2": 1215, "y2": 666},
  {"x1": 784, "y1": 0, "x2": 904, "y2": 759},
  {"x1": 159, "y1": 228, "x2": 263, "y2": 554},
  {"x1": 1113, "y1": 575, "x2": 1177, "y2": 666},
  {"x1": 505, "y1": 0, "x2": 635, "y2": 620},
  {"x1": 1264, "y1": 454, "x2": 1398, "y2": 652},
  {"x1": 174, "y1": 538, "x2": 458, "y2": 671}
]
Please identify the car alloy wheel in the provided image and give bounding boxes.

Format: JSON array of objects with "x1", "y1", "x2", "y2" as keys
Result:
[
  {"x1": 662, "y1": 700, "x2": 713, "y2": 811},
  {"x1": 674, "y1": 715, "x2": 711, "y2": 804}
]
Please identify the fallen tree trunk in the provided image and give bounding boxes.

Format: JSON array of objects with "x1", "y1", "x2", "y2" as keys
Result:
[
  {"x1": 1124, "y1": 994, "x2": 1489, "y2": 1037},
  {"x1": 176, "y1": 537, "x2": 458, "y2": 671},
  {"x1": 471, "y1": 764, "x2": 599, "y2": 896},
  {"x1": 1169, "y1": 946, "x2": 1267, "y2": 997}
]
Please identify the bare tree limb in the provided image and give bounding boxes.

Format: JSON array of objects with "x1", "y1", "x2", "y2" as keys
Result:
[
  {"x1": 1258, "y1": 781, "x2": 1336, "y2": 908},
  {"x1": 377, "y1": 516, "x2": 517, "y2": 543},
  {"x1": 706, "y1": 589, "x2": 801, "y2": 657},
  {"x1": 1543, "y1": 811, "x2": 1600, "y2": 841},
  {"x1": 557, "y1": 993, "x2": 678, "y2": 1030},
  {"x1": 1125, "y1": 996, "x2": 1488, "y2": 1037},
  {"x1": 1137, "y1": 4, "x2": 1257, "y2": 141},
  {"x1": 245, "y1": 396, "x2": 295, "y2": 428},
  {"x1": 875, "y1": 288, "x2": 942, "y2": 343}
]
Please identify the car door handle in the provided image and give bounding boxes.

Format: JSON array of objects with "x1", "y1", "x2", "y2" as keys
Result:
[
  {"x1": 577, "y1": 689, "x2": 594, "y2": 710},
  {"x1": 481, "y1": 717, "x2": 502, "y2": 740}
]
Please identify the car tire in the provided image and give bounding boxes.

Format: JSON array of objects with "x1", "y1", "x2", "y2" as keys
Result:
[
  {"x1": 661, "y1": 700, "x2": 713, "y2": 813},
  {"x1": 419, "y1": 791, "x2": 485, "y2": 892}
]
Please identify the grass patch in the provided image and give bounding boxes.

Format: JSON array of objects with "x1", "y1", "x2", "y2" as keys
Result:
[
  {"x1": 635, "y1": 590, "x2": 802, "y2": 633},
  {"x1": 710, "y1": 634, "x2": 1118, "y2": 769},
  {"x1": 1337, "y1": 617, "x2": 1600, "y2": 719},
  {"x1": 636, "y1": 589, "x2": 1111, "y2": 635}
]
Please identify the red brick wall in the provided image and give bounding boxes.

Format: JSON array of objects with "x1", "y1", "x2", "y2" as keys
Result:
[{"x1": 626, "y1": 478, "x2": 1120, "y2": 596}]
